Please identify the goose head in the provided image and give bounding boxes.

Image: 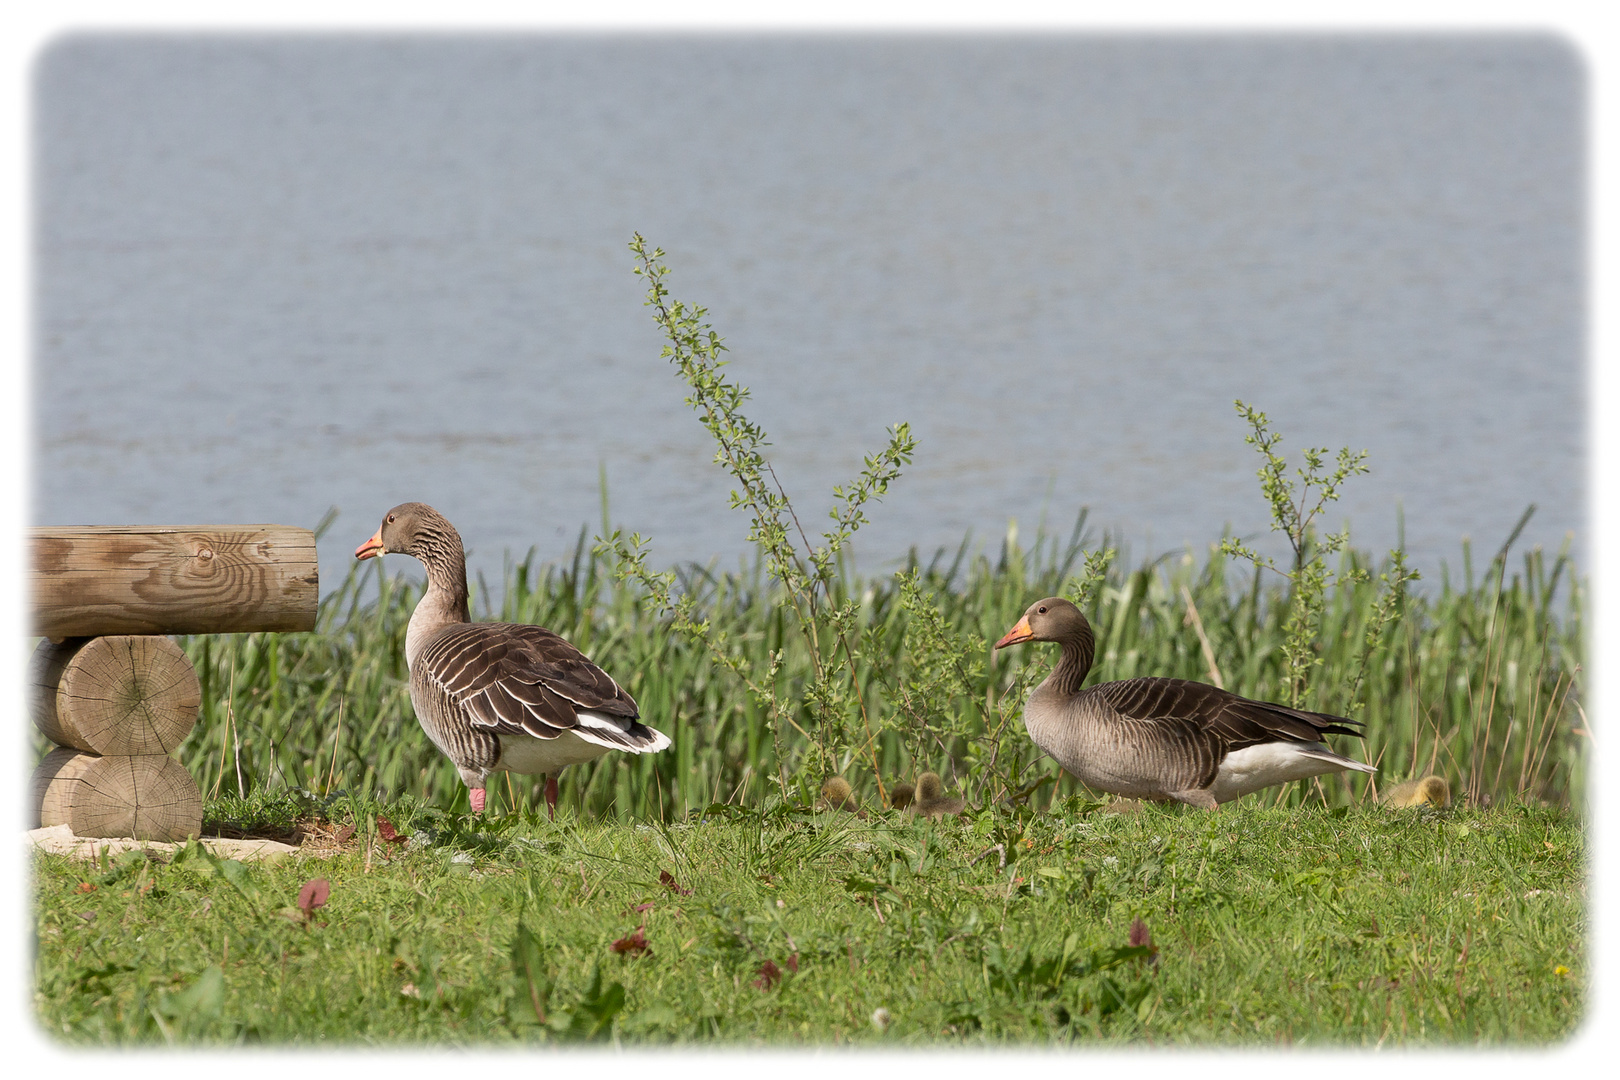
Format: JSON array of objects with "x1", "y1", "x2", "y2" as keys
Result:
[
  {"x1": 355, "y1": 502, "x2": 459, "y2": 564},
  {"x1": 994, "y1": 596, "x2": 1088, "y2": 649}
]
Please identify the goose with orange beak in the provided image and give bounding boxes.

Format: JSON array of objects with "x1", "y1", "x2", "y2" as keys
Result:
[
  {"x1": 356, "y1": 502, "x2": 669, "y2": 818},
  {"x1": 994, "y1": 597, "x2": 1374, "y2": 809}
]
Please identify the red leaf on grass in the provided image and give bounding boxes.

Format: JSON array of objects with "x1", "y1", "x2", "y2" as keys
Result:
[
  {"x1": 376, "y1": 815, "x2": 407, "y2": 844},
  {"x1": 1129, "y1": 916, "x2": 1159, "y2": 962},
  {"x1": 752, "y1": 959, "x2": 782, "y2": 990},
  {"x1": 610, "y1": 927, "x2": 650, "y2": 957},
  {"x1": 785, "y1": 953, "x2": 799, "y2": 974},
  {"x1": 633, "y1": 902, "x2": 655, "y2": 914},
  {"x1": 659, "y1": 869, "x2": 692, "y2": 895},
  {"x1": 298, "y1": 878, "x2": 331, "y2": 918}
]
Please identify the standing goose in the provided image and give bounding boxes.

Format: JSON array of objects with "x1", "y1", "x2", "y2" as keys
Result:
[
  {"x1": 994, "y1": 597, "x2": 1375, "y2": 809},
  {"x1": 355, "y1": 502, "x2": 670, "y2": 817}
]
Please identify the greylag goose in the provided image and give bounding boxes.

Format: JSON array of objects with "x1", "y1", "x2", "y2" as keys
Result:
[
  {"x1": 912, "y1": 772, "x2": 966, "y2": 818},
  {"x1": 994, "y1": 597, "x2": 1375, "y2": 810},
  {"x1": 355, "y1": 502, "x2": 670, "y2": 817},
  {"x1": 1381, "y1": 775, "x2": 1450, "y2": 808}
]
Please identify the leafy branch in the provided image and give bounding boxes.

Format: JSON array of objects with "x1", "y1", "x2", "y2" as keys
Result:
[
  {"x1": 1219, "y1": 400, "x2": 1418, "y2": 710},
  {"x1": 602, "y1": 235, "x2": 915, "y2": 799}
]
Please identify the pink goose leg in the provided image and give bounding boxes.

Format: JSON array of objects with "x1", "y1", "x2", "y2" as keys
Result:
[
  {"x1": 469, "y1": 787, "x2": 486, "y2": 814},
  {"x1": 544, "y1": 775, "x2": 559, "y2": 821}
]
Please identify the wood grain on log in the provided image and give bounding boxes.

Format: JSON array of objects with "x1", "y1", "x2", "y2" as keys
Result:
[
  {"x1": 30, "y1": 747, "x2": 93, "y2": 830},
  {"x1": 31, "y1": 636, "x2": 201, "y2": 755},
  {"x1": 31, "y1": 749, "x2": 203, "y2": 842},
  {"x1": 32, "y1": 524, "x2": 318, "y2": 637}
]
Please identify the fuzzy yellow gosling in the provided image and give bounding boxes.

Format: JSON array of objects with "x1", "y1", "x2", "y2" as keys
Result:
[{"x1": 1382, "y1": 775, "x2": 1451, "y2": 808}]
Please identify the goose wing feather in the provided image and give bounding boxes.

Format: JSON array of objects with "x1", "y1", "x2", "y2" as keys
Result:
[
  {"x1": 418, "y1": 623, "x2": 640, "y2": 741},
  {"x1": 1095, "y1": 677, "x2": 1360, "y2": 749}
]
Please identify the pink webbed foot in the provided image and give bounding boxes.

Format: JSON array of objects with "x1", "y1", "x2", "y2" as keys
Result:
[
  {"x1": 544, "y1": 776, "x2": 558, "y2": 821},
  {"x1": 469, "y1": 787, "x2": 486, "y2": 814}
]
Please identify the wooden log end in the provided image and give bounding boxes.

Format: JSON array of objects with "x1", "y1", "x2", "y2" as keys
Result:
[
  {"x1": 30, "y1": 747, "x2": 94, "y2": 829},
  {"x1": 32, "y1": 635, "x2": 201, "y2": 755},
  {"x1": 31, "y1": 752, "x2": 203, "y2": 843}
]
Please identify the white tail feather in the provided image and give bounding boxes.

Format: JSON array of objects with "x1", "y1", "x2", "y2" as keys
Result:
[
  {"x1": 1210, "y1": 741, "x2": 1376, "y2": 803},
  {"x1": 573, "y1": 710, "x2": 672, "y2": 753}
]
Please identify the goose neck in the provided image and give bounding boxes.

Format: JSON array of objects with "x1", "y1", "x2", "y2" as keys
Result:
[
  {"x1": 423, "y1": 556, "x2": 470, "y2": 617},
  {"x1": 1049, "y1": 630, "x2": 1095, "y2": 697},
  {"x1": 404, "y1": 539, "x2": 470, "y2": 669}
]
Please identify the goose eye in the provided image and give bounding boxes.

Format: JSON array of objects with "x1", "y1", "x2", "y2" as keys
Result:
[
  {"x1": 386, "y1": 514, "x2": 396, "y2": 523},
  {"x1": 1037, "y1": 605, "x2": 1048, "y2": 614}
]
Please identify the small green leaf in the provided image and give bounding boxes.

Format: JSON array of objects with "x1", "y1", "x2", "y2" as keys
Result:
[{"x1": 157, "y1": 965, "x2": 225, "y2": 1022}]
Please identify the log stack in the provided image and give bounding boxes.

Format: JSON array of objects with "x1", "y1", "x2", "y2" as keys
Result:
[{"x1": 28, "y1": 525, "x2": 318, "y2": 843}]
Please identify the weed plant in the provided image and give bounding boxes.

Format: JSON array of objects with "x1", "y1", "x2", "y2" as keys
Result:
[
  {"x1": 604, "y1": 235, "x2": 915, "y2": 802},
  {"x1": 1219, "y1": 400, "x2": 1419, "y2": 710}
]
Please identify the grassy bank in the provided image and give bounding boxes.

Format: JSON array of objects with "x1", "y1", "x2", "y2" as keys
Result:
[
  {"x1": 154, "y1": 516, "x2": 1584, "y2": 820},
  {"x1": 31, "y1": 792, "x2": 1586, "y2": 1046}
]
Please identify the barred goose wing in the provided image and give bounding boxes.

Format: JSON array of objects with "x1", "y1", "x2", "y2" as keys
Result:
[
  {"x1": 1098, "y1": 677, "x2": 1362, "y2": 747},
  {"x1": 418, "y1": 623, "x2": 652, "y2": 749},
  {"x1": 1090, "y1": 677, "x2": 1366, "y2": 791},
  {"x1": 502, "y1": 625, "x2": 640, "y2": 717}
]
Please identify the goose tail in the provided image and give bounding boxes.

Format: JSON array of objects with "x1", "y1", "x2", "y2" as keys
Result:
[{"x1": 572, "y1": 710, "x2": 672, "y2": 753}]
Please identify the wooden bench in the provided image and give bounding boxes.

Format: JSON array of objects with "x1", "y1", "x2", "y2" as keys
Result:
[{"x1": 29, "y1": 525, "x2": 318, "y2": 842}]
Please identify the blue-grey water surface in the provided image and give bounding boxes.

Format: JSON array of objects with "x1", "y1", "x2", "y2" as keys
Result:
[{"x1": 33, "y1": 34, "x2": 1584, "y2": 595}]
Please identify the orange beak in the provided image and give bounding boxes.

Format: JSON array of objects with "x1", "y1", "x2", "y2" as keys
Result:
[
  {"x1": 994, "y1": 615, "x2": 1034, "y2": 649},
  {"x1": 355, "y1": 529, "x2": 385, "y2": 560}
]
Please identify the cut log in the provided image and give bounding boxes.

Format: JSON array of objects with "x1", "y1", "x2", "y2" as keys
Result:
[
  {"x1": 30, "y1": 747, "x2": 94, "y2": 830},
  {"x1": 30, "y1": 749, "x2": 203, "y2": 842},
  {"x1": 31, "y1": 636, "x2": 201, "y2": 756},
  {"x1": 32, "y1": 524, "x2": 318, "y2": 637}
]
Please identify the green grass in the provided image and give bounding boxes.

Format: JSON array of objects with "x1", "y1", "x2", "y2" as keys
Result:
[
  {"x1": 147, "y1": 516, "x2": 1584, "y2": 820},
  {"x1": 31, "y1": 792, "x2": 1586, "y2": 1046}
]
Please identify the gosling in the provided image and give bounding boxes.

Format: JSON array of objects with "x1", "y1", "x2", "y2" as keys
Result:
[
  {"x1": 819, "y1": 776, "x2": 858, "y2": 812},
  {"x1": 889, "y1": 782, "x2": 916, "y2": 810},
  {"x1": 913, "y1": 772, "x2": 966, "y2": 819},
  {"x1": 1382, "y1": 775, "x2": 1451, "y2": 809}
]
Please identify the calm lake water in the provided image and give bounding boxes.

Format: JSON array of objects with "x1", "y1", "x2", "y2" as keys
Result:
[{"x1": 33, "y1": 34, "x2": 1584, "y2": 596}]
